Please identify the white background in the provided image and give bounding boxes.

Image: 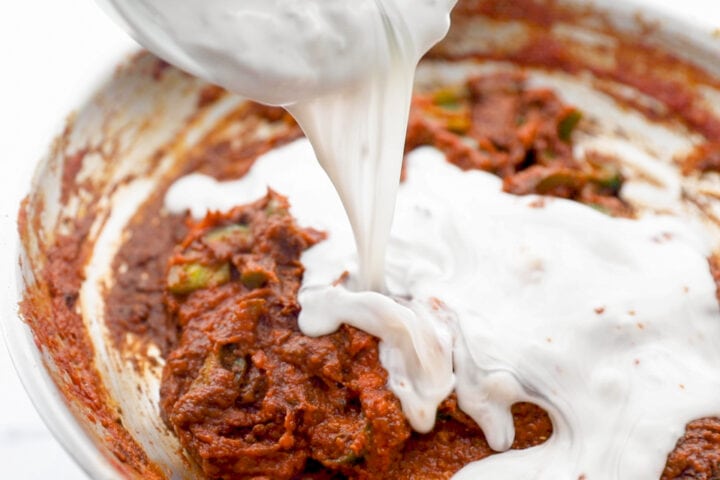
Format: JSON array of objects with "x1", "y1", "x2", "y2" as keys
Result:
[
  {"x1": 2, "y1": 0, "x2": 720, "y2": 478},
  {"x1": 0, "y1": 2, "x2": 136, "y2": 477}
]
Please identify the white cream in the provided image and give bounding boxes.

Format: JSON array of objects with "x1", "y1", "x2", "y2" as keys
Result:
[
  {"x1": 167, "y1": 140, "x2": 720, "y2": 479},
  {"x1": 99, "y1": 0, "x2": 720, "y2": 476},
  {"x1": 95, "y1": 0, "x2": 454, "y2": 106},
  {"x1": 97, "y1": 0, "x2": 456, "y2": 292},
  {"x1": 97, "y1": 0, "x2": 461, "y2": 429}
]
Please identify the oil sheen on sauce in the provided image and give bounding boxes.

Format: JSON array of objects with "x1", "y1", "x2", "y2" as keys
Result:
[{"x1": 100, "y1": 0, "x2": 720, "y2": 478}]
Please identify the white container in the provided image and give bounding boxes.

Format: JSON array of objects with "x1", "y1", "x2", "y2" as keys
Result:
[{"x1": 6, "y1": 0, "x2": 720, "y2": 478}]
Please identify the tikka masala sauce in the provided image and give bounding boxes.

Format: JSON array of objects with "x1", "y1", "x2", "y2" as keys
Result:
[
  {"x1": 108, "y1": 73, "x2": 720, "y2": 479},
  {"x1": 19, "y1": 1, "x2": 720, "y2": 477}
]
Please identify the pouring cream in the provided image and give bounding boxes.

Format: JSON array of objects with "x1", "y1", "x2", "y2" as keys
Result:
[
  {"x1": 96, "y1": 0, "x2": 456, "y2": 291},
  {"x1": 97, "y1": 0, "x2": 720, "y2": 478},
  {"x1": 167, "y1": 139, "x2": 720, "y2": 479},
  {"x1": 98, "y1": 0, "x2": 458, "y2": 432}
]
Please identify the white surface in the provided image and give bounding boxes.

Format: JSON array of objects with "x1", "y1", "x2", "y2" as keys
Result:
[{"x1": 1, "y1": 1, "x2": 720, "y2": 479}]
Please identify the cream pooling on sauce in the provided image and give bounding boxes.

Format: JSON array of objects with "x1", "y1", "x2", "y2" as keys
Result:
[
  {"x1": 96, "y1": 0, "x2": 456, "y2": 290},
  {"x1": 167, "y1": 141, "x2": 720, "y2": 479},
  {"x1": 98, "y1": 0, "x2": 459, "y2": 426},
  {"x1": 97, "y1": 0, "x2": 720, "y2": 477}
]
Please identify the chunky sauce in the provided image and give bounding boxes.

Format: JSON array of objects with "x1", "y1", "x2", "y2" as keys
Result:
[
  {"x1": 160, "y1": 191, "x2": 551, "y2": 479},
  {"x1": 108, "y1": 73, "x2": 720, "y2": 479},
  {"x1": 18, "y1": 1, "x2": 720, "y2": 478}
]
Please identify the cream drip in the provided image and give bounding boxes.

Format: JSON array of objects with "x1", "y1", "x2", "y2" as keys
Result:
[
  {"x1": 96, "y1": 0, "x2": 456, "y2": 291},
  {"x1": 96, "y1": 0, "x2": 460, "y2": 431},
  {"x1": 97, "y1": 0, "x2": 720, "y2": 476},
  {"x1": 166, "y1": 140, "x2": 720, "y2": 478}
]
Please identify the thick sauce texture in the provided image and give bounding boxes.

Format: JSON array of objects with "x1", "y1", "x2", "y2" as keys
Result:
[
  {"x1": 133, "y1": 74, "x2": 720, "y2": 479},
  {"x1": 407, "y1": 72, "x2": 630, "y2": 216},
  {"x1": 160, "y1": 192, "x2": 551, "y2": 479},
  {"x1": 18, "y1": 1, "x2": 720, "y2": 478}
]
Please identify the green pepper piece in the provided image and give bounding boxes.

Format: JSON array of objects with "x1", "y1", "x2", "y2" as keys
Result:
[
  {"x1": 167, "y1": 262, "x2": 231, "y2": 294},
  {"x1": 433, "y1": 85, "x2": 468, "y2": 109},
  {"x1": 588, "y1": 203, "x2": 611, "y2": 215},
  {"x1": 219, "y1": 346, "x2": 248, "y2": 383},
  {"x1": 232, "y1": 356, "x2": 248, "y2": 375},
  {"x1": 241, "y1": 269, "x2": 270, "y2": 289},
  {"x1": 590, "y1": 163, "x2": 622, "y2": 193},
  {"x1": 596, "y1": 173, "x2": 622, "y2": 192},
  {"x1": 536, "y1": 170, "x2": 582, "y2": 193},
  {"x1": 265, "y1": 198, "x2": 289, "y2": 217},
  {"x1": 446, "y1": 115, "x2": 471, "y2": 135},
  {"x1": 327, "y1": 452, "x2": 364, "y2": 466},
  {"x1": 558, "y1": 110, "x2": 582, "y2": 142},
  {"x1": 189, "y1": 353, "x2": 220, "y2": 391}
]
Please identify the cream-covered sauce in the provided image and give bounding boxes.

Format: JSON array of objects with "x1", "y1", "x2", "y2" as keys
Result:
[
  {"x1": 167, "y1": 140, "x2": 720, "y2": 479},
  {"x1": 97, "y1": 0, "x2": 456, "y2": 291},
  {"x1": 98, "y1": 0, "x2": 458, "y2": 430},
  {"x1": 96, "y1": 0, "x2": 454, "y2": 106},
  {"x1": 97, "y1": 0, "x2": 720, "y2": 477}
]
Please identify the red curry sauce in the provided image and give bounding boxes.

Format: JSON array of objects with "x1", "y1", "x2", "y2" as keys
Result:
[
  {"x1": 159, "y1": 192, "x2": 552, "y2": 479},
  {"x1": 18, "y1": 0, "x2": 720, "y2": 477},
  {"x1": 144, "y1": 74, "x2": 716, "y2": 479}
]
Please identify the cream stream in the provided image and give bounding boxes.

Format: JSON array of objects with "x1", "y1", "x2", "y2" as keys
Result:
[
  {"x1": 167, "y1": 141, "x2": 720, "y2": 478},
  {"x1": 96, "y1": 0, "x2": 456, "y2": 290},
  {"x1": 97, "y1": 0, "x2": 458, "y2": 431},
  {"x1": 98, "y1": 0, "x2": 720, "y2": 477}
]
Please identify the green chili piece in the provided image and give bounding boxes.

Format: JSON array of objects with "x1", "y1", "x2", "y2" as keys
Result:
[
  {"x1": 433, "y1": 85, "x2": 465, "y2": 108},
  {"x1": 265, "y1": 198, "x2": 289, "y2": 217},
  {"x1": 446, "y1": 115, "x2": 471, "y2": 135},
  {"x1": 229, "y1": 355, "x2": 248, "y2": 384},
  {"x1": 167, "y1": 262, "x2": 231, "y2": 294},
  {"x1": 558, "y1": 110, "x2": 582, "y2": 142},
  {"x1": 588, "y1": 203, "x2": 611, "y2": 215},
  {"x1": 536, "y1": 170, "x2": 581, "y2": 193},
  {"x1": 232, "y1": 356, "x2": 248, "y2": 375},
  {"x1": 597, "y1": 173, "x2": 622, "y2": 192},
  {"x1": 328, "y1": 452, "x2": 364, "y2": 466},
  {"x1": 591, "y1": 164, "x2": 622, "y2": 193},
  {"x1": 189, "y1": 353, "x2": 220, "y2": 390}
]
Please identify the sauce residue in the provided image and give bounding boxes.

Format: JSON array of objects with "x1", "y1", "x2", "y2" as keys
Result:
[
  {"x1": 18, "y1": 0, "x2": 720, "y2": 478},
  {"x1": 101, "y1": 0, "x2": 720, "y2": 477}
]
